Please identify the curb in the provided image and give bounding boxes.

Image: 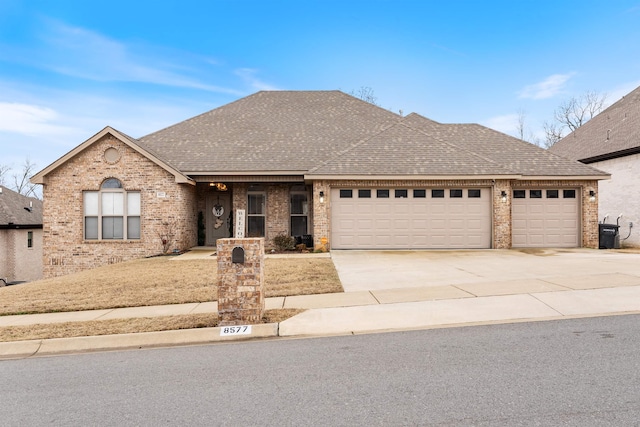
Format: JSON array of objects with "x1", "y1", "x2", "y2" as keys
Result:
[{"x1": 0, "y1": 323, "x2": 279, "y2": 359}]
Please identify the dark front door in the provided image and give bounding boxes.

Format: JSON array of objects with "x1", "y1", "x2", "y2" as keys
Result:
[{"x1": 206, "y1": 192, "x2": 231, "y2": 246}]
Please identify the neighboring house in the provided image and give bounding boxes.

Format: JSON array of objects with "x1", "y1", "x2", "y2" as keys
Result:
[
  {"x1": 32, "y1": 91, "x2": 608, "y2": 278},
  {"x1": 550, "y1": 85, "x2": 640, "y2": 247},
  {"x1": 0, "y1": 185, "x2": 43, "y2": 282}
]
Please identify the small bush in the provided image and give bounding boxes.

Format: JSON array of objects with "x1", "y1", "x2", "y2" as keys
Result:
[{"x1": 273, "y1": 234, "x2": 296, "y2": 251}]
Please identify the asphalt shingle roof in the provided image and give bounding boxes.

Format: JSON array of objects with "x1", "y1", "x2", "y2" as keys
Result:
[
  {"x1": 550, "y1": 85, "x2": 640, "y2": 162},
  {"x1": 395, "y1": 114, "x2": 607, "y2": 177},
  {"x1": 0, "y1": 186, "x2": 42, "y2": 227},
  {"x1": 310, "y1": 121, "x2": 513, "y2": 176},
  {"x1": 135, "y1": 90, "x2": 606, "y2": 178},
  {"x1": 139, "y1": 91, "x2": 401, "y2": 172}
]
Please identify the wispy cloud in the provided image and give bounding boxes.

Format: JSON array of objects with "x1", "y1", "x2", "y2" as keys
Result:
[
  {"x1": 518, "y1": 73, "x2": 576, "y2": 100},
  {"x1": 0, "y1": 102, "x2": 77, "y2": 136},
  {"x1": 5, "y1": 20, "x2": 244, "y2": 95},
  {"x1": 235, "y1": 68, "x2": 280, "y2": 91}
]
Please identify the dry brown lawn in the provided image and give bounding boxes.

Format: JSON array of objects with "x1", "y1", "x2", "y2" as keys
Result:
[
  {"x1": 0, "y1": 254, "x2": 338, "y2": 342},
  {"x1": 0, "y1": 255, "x2": 342, "y2": 316},
  {"x1": 0, "y1": 310, "x2": 305, "y2": 342}
]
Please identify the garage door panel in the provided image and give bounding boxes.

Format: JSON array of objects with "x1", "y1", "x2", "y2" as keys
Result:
[
  {"x1": 331, "y1": 188, "x2": 490, "y2": 249},
  {"x1": 512, "y1": 188, "x2": 580, "y2": 248}
]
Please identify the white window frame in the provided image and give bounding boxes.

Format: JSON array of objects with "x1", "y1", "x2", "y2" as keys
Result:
[{"x1": 83, "y1": 179, "x2": 141, "y2": 241}]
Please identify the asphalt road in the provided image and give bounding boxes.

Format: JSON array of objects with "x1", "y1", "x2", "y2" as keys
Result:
[{"x1": 2, "y1": 315, "x2": 640, "y2": 426}]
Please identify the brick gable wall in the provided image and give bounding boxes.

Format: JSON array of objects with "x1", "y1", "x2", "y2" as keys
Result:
[{"x1": 41, "y1": 135, "x2": 197, "y2": 278}]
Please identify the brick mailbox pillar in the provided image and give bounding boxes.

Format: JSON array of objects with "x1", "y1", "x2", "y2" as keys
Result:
[{"x1": 217, "y1": 238, "x2": 265, "y2": 326}]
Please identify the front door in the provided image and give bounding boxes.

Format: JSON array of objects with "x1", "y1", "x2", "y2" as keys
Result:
[{"x1": 206, "y1": 192, "x2": 232, "y2": 246}]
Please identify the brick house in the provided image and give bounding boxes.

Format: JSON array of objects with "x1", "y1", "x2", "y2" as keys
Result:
[
  {"x1": 32, "y1": 91, "x2": 608, "y2": 278},
  {"x1": 550, "y1": 85, "x2": 640, "y2": 247},
  {"x1": 0, "y1": 185, "x2": 43, "y2": 283}
]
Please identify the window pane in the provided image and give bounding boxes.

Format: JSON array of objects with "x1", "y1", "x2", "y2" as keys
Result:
[
  {"x1": 563, "y1": 189, "x2": 576, "y2": 198},
  {"x1": 102, "y1": 178, "x2": 122, "y2": 188},
  {"x1": 530, "y1": 190, "x2": 542, "y2": 198},
  {"x1": 513, "y1": 190, "x2": 526, "y2": 199},
  {"x1": 339, "y1": 189, "x2": 352, "y2": 198},
  {"x1": 290, "y1": 194, "x2": 307, "y2": 215},
  {"x1": 413, "y1": 189, "x2": 426, "y2": 198},
  {"x1": 248, "y1": 194, "x2": 265, "y2": 215},
  {"x1": 84, "y1": 192, "x2": 99, "y2": 215},
  {"x1": 450, "y1": 189, "x2": 463, "y2": 198},
  {"x1": 468, "y1": 189, "x2": 481, "y2": 198},
  {"x1": 546, "y1": 190, "x2": 559, "y2": 198},
  {"x1": 127, "y1": 217, "x2": 140, "y2": 239},
  {"x1": 358, "y1": 189, "x2": 371, "y2": 198},
  {"x1": 291, "y1": 216, "x2": 307, "y2": 236},
  {"x1": 432, "y1": 189, "x2": 444, "y2": 198},
  {"x1": 102, "y1": 193, "x2": 124, "y2": 215},
  {"x1": 127, "y1": 192, "x2": 141, "y2": 215},
  {"x1": 395, "y1": 189, "x2": 408, "y2": 198},
  {"x1": 85, "y1": 217, "x2": 98, "y2": 239},
  {"x1": 247, "y1": 216, "x2": 265, "y2": 237},
  {"x1": 377, "y1": 189, "x2": 389, "y2": 198},
  {"x1": 102, "y1": 217, "x2": 124, "y2": 239},
  {"x1": 27, "y1": 231, "x2": 33, "y2": 248}
]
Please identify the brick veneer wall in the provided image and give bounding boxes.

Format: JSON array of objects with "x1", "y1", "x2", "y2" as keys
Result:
[
  {"x1": 41, "y1": 135, "x2": 197, "y2": 278},
  {"x1": 217, "y1": 238, "x2": 265, "y2": 325},
  {"x1": 493, "y1": 180, "x2": 512, "y2": 249},
  {"x1": 311, "y1": 178, "x2": 600, "y2": 250},
  {"x1": 232, "y1": 183, "x2": 295, "y2": 249},
  {"x1": 0, "y1": 229, "x2": 43, "y2": 282}
]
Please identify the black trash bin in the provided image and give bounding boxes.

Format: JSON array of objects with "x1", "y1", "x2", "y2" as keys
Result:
[
  {"x1": 301, "y1": 234, "x2": 314, "y2": 249},
  {"x1": 599, "y1": 223, "x2": 619, "y2": 249}
]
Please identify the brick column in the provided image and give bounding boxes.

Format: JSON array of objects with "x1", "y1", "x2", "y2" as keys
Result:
[{"x1": 217, "y1": 238, "x2": 265, "y2": 326}]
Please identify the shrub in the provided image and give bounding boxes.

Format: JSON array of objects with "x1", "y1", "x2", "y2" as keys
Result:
[{"x1": 273, "y1": 234, "x2": 296, "y2": 251}]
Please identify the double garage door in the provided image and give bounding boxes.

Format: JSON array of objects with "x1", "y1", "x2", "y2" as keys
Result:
[
  {"x1": 331, "y1": 187, "x2": 581, "y2": 249},
  {"x1": 331, "y1": 188, "x2": 491, "y2": 249}
]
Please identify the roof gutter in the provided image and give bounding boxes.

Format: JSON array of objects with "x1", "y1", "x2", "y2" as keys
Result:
[
  {"x1": 518, "y1": 175, "x2": 611, "y2": 181},
  {"x1": 0, "y1": 224, "x2": 43, "y2": 230},
  {"x1": 304, "y1": 174, "x2": 523, "y2": 181},
  {"x1": 578, "y1": 146, "x2": 640, "y2": 164}
]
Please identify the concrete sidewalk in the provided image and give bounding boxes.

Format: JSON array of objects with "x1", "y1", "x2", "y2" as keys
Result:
[{"x1": 2, "y1": 275, "x2": 640, "y2": 358}]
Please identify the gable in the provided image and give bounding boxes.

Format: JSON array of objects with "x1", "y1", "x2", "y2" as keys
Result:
[{"x1": 31, "y1": 126, "x2": 193, "y2": 185}]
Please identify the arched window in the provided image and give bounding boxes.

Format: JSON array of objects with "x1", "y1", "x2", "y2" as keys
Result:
[{"x1": 83, "y1": 179, "x2": 140, "y2": 240}]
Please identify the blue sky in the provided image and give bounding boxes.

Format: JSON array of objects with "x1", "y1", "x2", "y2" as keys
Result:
[{"x1": 1, "y1": 0, "x2": 640, "y2": 179}]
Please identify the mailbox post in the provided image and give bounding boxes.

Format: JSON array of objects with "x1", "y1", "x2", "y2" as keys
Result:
[{"x1": 216, "y1": 238, "x2": 265, "y2": 326}]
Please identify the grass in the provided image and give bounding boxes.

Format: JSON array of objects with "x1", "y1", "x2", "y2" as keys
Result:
[
  {"x1": 0, "y1": 254, "x2": 340, "y2": 342},
  {"x1": 0, "y1": 256, "x2": 342, "y2": 316}
]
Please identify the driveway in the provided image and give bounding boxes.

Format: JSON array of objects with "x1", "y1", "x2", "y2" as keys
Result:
[{"x1": 330, "y1": 249, "x2": 640, "y2": 293}]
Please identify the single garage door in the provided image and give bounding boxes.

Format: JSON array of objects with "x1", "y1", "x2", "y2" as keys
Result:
[
  {"x1": 331, "y1": 187, "x2": 491, "y2": 249},
  {"x1": 512, "y1": 189, "x2": 580, "y2": 248}
]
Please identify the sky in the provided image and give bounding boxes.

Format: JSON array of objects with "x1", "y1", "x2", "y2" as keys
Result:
[{"x1": 1, "y1": 0, "x2": 640, "y2": 183}]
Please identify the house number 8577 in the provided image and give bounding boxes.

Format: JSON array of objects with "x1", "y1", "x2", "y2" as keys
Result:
[{"x1": 220, "y1": 325, "x2": 252, "y2": 336}]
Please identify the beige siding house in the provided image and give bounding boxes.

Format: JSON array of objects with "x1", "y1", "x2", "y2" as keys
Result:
[
  {"x1": 550, "y1": 85, "x2": 640, "y2": 247},
  {"x1": 0, "y1": 186, "x2": 43, "y2": 283},
  {"x1": 32, "y1": 91, "x2": 609, "y2": 278}
]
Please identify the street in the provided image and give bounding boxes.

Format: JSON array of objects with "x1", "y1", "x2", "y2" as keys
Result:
[{"x1": 2, "y1": 315, "x2": 639, "y2": 426}]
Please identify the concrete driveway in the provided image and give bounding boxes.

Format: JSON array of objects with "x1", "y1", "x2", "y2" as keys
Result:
[{"x1": 330, "y1": 249, "x2": 640, "y2": 293}]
